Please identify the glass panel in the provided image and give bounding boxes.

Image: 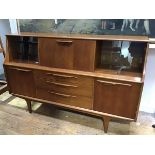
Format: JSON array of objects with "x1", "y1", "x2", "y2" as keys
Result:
[
  {"x1": 97, "y1": 41, "x2": 146, "y2": 73},
  {"x1": 10, "y1": 36, "x2": 39, "y2": 63}
]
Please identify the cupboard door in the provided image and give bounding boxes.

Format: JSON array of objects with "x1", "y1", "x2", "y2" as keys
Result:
[
  {"x1": 38, "y1": 38, "x2": 55, "y2": 67},
  {"x1": 53, "y1": 39, "x2": 74, "y2": 69},
  {"x1": 6, "y1": 67, "x2": 36, "y2": 97},
  {"x1": 39, "y1": 38, "x2": 96, "y2": 71},
  {"x1": 39, "y1": 38, "x2": 74, "y2": 69},
  {"x1": 74, "y1": 40, "x2": 96, "y2": 71},
  {"x1": 94, "y1": 79, "x2": 142, "y2": 118}
]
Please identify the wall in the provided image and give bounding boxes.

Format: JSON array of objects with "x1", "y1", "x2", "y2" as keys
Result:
[
  {"x1": 140, "y1": 47, "x2": 155, "y2": 113},
  {"x1": 0, "y1": 19, "x2": 11, "y2": 75},
  {"x1": 9, "y1": 19, "x2": 18, "y2": 33}
]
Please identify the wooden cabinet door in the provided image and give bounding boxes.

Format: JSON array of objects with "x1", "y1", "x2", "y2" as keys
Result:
[
  {"x1": 39, "y1": 38, "x2": 55, "y2": 67},
  {"x1": 6, "y1": 67, "x2": 36, "y2": 97},
  {"x1": 39, "y1": 38, "x2": 74, "y2": 69},
  {"x1": 74, "y1": 40, "x2": 96, "y2": 71},
  {"x1": 39, "y1": 38, "x2": 96, "y2": 71},
  {"x1": 94, "y1": 79, "x2": 142, "y2": 119}
]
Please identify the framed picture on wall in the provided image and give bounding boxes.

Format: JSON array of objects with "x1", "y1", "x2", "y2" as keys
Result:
[{"x1": 18, "y1": 19, "x2": 155, "y2": 38}]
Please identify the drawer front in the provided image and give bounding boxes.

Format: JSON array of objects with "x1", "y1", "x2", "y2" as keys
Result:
[
  {"x1": 34, "y1": 70, "x2": 79, "y2": 85},
  {"x1": 34, "y1": 70, "x2": 93, "y2": 97},
  {"x1": 36, "y1": 88, "x2": 92, "y2": 109}
]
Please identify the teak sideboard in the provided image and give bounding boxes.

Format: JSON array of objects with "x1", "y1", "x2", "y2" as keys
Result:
[{"x1": 4, "y1": 33, "x2": 149, "y2": 133}]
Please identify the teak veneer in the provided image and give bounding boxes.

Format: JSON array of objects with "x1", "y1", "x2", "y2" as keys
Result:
[{"x1": 4, "y1": 33, "x2": 150, "y2": 133}]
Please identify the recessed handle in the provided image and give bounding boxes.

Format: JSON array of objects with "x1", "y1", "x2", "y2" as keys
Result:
[
  {"x1": 97, "y1": 80, "x2": 132, "y2": 87},
  {"x1": 48, "y1": 91, "x2": 77, "y2": 98},
  {"x1": 97, "y1": 80, "x2": 116, "y2": 85},
  {"x1": 46, "y1": 81, "x2": 78, "y2": 88},
  {"x1": 10, "y1": 67, "x2": 32, "y2": 72},
  {"x1": 46, "y1": 73, "x2": 78, "y2": 79}
]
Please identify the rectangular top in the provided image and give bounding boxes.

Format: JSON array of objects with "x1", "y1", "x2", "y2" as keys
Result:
[
  {"x1": 4, "y1": 62, "x2": 143, "y2": 83},
  {"x1": 6, "y1": 32, "x2": 149, "y2": 42}
]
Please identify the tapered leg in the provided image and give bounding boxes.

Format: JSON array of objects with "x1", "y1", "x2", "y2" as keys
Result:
[
  {"x1": 26, "y1": 99, "x2": 32, "y2": 113},
  {"x1": 102, "y1": 116, "x2": 111, "y2": 133}
]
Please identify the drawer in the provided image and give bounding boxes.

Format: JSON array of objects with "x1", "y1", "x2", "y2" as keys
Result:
[
  {"x1": 34, "y1": 70, "x2": 78, "y2": 85},
  {"x1": 34, "y1": 70, "x2": 93, "y2": 85},
  {"x1": 34, "y1": 70, "x2": 93, "y2": 97},
  {"x1": 36, "y1": 88, "x2": 93, "y2": 109}
]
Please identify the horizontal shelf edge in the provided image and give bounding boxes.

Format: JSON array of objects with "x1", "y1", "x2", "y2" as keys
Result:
[
  {"x1": 6, "y1": 33, "x2": 149, "y2": 42},
  {"x1": 4, "y1": 62, "x2": 143, "y2": 83}
]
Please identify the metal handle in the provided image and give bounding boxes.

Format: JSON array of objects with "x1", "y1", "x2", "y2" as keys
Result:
[
  {"x1": 48, "y1": 91, "x2": 77, "y2": 98},
  {"x1": 10, "y1": 67, "x2": 31, "y2": 72},
  {"x1": 45, "y1": 81, "x2": 78, "y2": 88},
  {"x1": 97, "y1": 80, "x2": 132, "y2": 87},
  {"x1": 46, "y1": 73, "x2": 78, "y2": 79}
]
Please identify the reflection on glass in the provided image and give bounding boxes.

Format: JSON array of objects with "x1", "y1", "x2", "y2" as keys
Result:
[
  {"x1": 13, "y1": 36, "x2": 39, "y2": 63},
  {"x1": 100, "y1": 41, "x2": 146, "y2": 73}
]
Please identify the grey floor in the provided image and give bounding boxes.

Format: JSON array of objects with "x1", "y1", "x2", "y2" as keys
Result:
[{"x1": 0, "y1": 91, "x2": 155, "y2": 135}]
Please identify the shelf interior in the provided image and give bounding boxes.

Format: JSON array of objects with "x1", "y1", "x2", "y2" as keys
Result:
[
  {"x1": 8, "y1": 36, "x2": 39, "y2": 63},
  {"x1": 95, "y1": 40, "x2": 147, "y2": 74}
]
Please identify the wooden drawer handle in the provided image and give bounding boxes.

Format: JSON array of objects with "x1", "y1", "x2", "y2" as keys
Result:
[
  {"x1": 10, "y1": 67, "x2": 31, "y2": 72},
  {"x1": 46, "y1": 81, "x2": 78, "y2": 88},
  {"x1": 46, "y1": 73, "x2": 78, "y2": 79},
  {"x1": 56, "y1": 40, "x2": 73, "y2": 44},
  {"x1": 48, "y1": 91, "x2": 77, "y2": 98},
  {"x1": 97, "y1": 80, "x2": 116, "y2": 85},
  {"x1": 97, "y1": 80, "x2": 132, "y2": 87}
]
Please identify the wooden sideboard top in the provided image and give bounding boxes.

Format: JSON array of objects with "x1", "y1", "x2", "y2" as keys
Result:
[
  {"x1": 4, "y1": 62, "x2": 143, "y2": 83},
  {"x1": 6, "y1": 32, "x2": 149, "y2": 42}
]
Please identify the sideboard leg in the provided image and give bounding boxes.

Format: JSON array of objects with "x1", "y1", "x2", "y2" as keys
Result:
[
  {"x1": 26, "y1": 99, "x2": 32, "y2": 113},
  {"x1": 102, "y1": 116, "x2": 111, "y2": 133}
]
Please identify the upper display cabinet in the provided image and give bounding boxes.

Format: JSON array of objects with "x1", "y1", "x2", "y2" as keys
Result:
[
  {"x1": 6, "y1": 33, "x2": 149, "y2": 84},
  {"x1": 7, "y1": 36, "x2": 38, "y2": 64},
  {"x1": 96, "y1": 40, "x2": 147, "y2": 74}
]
